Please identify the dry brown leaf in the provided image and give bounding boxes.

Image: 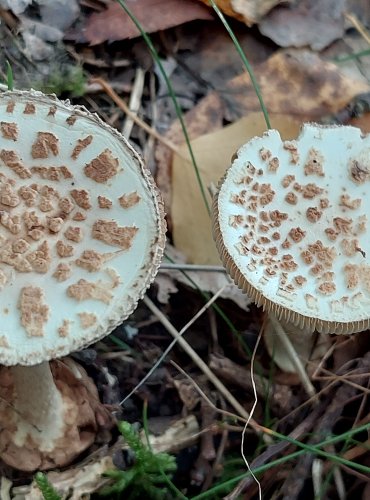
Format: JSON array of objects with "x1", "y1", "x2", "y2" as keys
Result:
[
  {"x1": 173, "y1": 379, "x2": 201, "y2": 410},
  {"x1": 221, "y1": 50, "x2": 370, "y2": 122},
  {"x1": 157, "y1": 50, "x2": 369, "y2": 224},
  {"x1": 171, "y1": 113, "x2": 301, "y2": 265},
  {"x1": 156, "y1": 92, "x2": 224, "y2": 225},
  {"x1": 349, "y1": 113, "x2": 370, "y2": 132},
  {"x1": 197, "y1": 0, "x2": 286, "y2": 25},
  {"x1": 259, "y1": 0, "x2": 346, "y2": 50},
  {"x1": 83, "y1": 0, "x2": 213, "y2": 44}
]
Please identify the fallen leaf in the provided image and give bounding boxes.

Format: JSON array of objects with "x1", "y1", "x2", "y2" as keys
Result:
[
  {"x1": 259, "y1": 0, "x2": 346, "y2": 51},
  {"x1": 157, "y1": 50, "x2": 369, "y2": 223},
  {"x1": 154, "y1": 21, "x2": 274, "y2": 213},
  {"x1": 196, "y1": 0, "x2": 287, "y2": 25},
  {"x1": 221, "y1": 50, "x2": 370, "y2": 122},
  {"x1": 349, "y1": 113, "x2": 370, "y2": 132},
  {"x1": 332, "y1": 333, "x2": 370, "y2": 372},
  {"x1": 181, "y1": 22, "x2": 275, "y2": 93},
  {"x1": 144, "y1": 414, "x2": 199, "y2": 454},
  {"x1": 0, "y1": 0, "x2": 31, "y2": 15},
  {"x1": 155, "y1": 92, "x2": 224, "y2": 227},
  {"x1": 173, "y1": 379, "x2": 201, "y2": 410},
  {"x1": 83, "y1": 0, "x2": 214, "y2": 45},
  {"x1": 171, "y1": 113, "x2": 301, "y2": 265},
  {"x1": 39, "y1": 0, "x2": 80, "y2": 31}
]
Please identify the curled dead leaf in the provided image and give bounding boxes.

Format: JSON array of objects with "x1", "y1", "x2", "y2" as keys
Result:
[
  {"x1": 83, "y1": 0, "x2": 213, "y2": 44},
  {"x1": 196, "y1": 0, "x2": 287, "y2": 25},
  {"x1": 171, "y1": 113, "x2": 301, "y2": 265}
]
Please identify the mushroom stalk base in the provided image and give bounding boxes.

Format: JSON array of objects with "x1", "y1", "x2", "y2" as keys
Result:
[
  {"x1": 11, "y1": 362, "x2": 65, "y2": 451},
  {"x1": 0, "y1": 358, "x2": 101, "y2": 471},
  {"x1": 267, "y1": 315, "x2": 316, "y2": 398}
]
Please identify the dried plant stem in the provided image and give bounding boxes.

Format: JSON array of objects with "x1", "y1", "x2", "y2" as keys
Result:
[
  {"x1": 345, "y1": 12, "x2": 370, "y2": 45},
  {"x1": 312, "y1": 459, "x2": 324, "y2": 499},
  {"x1": 90, "y1": 77, "x2": 180, "y2": 154},
  {"x1": 143, "y1": 295, "x2": 261, "y2": 430},
  {"x1": 160, "y1": 263, "x2": 226, "y2": 273},
  {"x1": 170, "y1": 360, "x2": 251, "y2": 427},
  {"x1": 120, "y1": 286, "x2": 227, "y2": 406},
  {"x1": 268, "y1": 314, "x2": 316, "y2": 399},
  {"x1": 122, "y1": 67, "x2": 145, "y2": 138},
  {"x1": 240, "y1": 324, "x2": 262, "y2": 500},
  {"x1": 332, "y1": 457, "x2": 347, "y2": 500}
]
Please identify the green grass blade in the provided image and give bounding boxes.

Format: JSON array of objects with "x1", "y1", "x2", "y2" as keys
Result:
[
  {"x1": 191, "y1": 422, "x2": 370, "y2": 499},
  {"x1": 335, "y1": 48, "x2": 370, "y2": 62},
  {"x1": 116, "y1": 0, "x2": 257, "y2": 353},
  {"x1": 164, "y1": 253, "x2": 239, "y2": 336},
  {"x1": 5, "y1": 60, "x2": 13, "y2": 91},
  {"x1": 116, "y1": 0, "x2": 210, "y2": 215},
  {"x1": 208, "y1": 0, "x2": 271, "y2": 129}
]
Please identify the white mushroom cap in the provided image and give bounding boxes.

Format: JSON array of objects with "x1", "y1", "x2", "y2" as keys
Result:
[
  {"x1": 0, "y1": 90, "x2": 165, "y2": 365},
  {"x1": 213, "y1": 124, "x2": 370, "y2": 334}
]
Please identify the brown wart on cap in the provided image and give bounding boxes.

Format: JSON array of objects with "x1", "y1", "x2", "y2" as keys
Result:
[
  {"x1": 0, "y1": 90, "x2": 166, "y2": 471},
  {"x1": 213, "y1": 124, "x2": 370, "y2": 335}
]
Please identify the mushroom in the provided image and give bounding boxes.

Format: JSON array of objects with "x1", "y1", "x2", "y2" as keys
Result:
[
  {"x1": 213, "y1": 124, "x2": 370, "y2": 335},
  {"x1": 0, "y1": 90, "x2": 165, "y2": 470}
]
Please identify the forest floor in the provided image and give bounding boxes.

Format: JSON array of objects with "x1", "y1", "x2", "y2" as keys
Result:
[{"x1": 0, "y1": 1, "x2": 370, "y2": 499}]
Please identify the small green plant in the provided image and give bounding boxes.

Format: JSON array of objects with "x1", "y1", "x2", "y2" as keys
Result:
[
  {"x1": 33, "y1": 64, "x2": 86, "y2": 97},
  {"x1": 99, "y1": 421, "x2": 177, "y2": 499},
  {"x1": 34, "y1": 472, "x2": 61, "y2": 500},
  {"x1": 5, "y1": 60, "x2": 13, "y2": 90}
]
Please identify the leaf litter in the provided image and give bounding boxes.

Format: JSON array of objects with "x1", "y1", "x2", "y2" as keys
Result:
[{"x1": 0, "y1": 1, "x2": 370, "y2": 499}]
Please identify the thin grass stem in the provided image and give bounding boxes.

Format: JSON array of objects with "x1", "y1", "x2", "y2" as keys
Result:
[
  {"x1": 5, "y1": 61, "x2": 13, "y2": 91},
  {"x1": 208, "y1": 0, "x2": 271, "y2": 129},
  {"x1": 191, "y1": 422, "x2": 370, "y2": 499},
  {"x1": 116, "y1": 0, "x2": 210, "y2": 215}
]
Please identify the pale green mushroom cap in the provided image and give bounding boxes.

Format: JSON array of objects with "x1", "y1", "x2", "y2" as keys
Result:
[{"x1": 213, "y1": 124, "x2": 370, "y2": 334}]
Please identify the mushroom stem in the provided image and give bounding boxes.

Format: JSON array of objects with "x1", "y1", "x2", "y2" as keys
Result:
[
  {"x1": 268, "y1": 314, "x2": 316, "y2": 399},
  {"x1": 10, "y1": 362, "x2": 65, "y2": 450}
]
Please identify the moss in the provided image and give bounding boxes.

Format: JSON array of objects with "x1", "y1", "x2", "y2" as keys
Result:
[{"x1": 33, "y1": 64, "x2": 86, "y2": 97}]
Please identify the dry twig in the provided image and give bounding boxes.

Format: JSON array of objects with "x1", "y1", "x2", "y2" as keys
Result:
[{"x1": 89, "y1": 77, "x2": 180, "y2": 153}]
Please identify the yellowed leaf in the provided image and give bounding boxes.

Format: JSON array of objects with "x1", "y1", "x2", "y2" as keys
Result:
[
  {"x1": 157, "y1": 49, "x2": 369, "y2": 227},
  {"x1": 155, "y1": 92, "x2": 223, "y2": 227},
  {"x1": 197, "y1": 0, "x2": 285, "y2": 25},
  {"x1": 172, "y1": 113, "x2": 301, "y2": 264}
]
